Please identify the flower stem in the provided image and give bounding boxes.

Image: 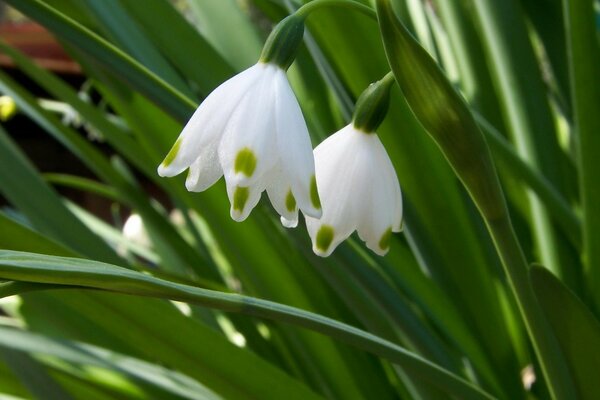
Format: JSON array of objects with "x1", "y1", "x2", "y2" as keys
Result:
[{"x1": 295, "y1": 0, "x2": 376, "y2": 20}]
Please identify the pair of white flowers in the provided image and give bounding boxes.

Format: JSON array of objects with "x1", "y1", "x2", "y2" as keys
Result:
[{"x1": 158, "y1": 60, "x2": 402, "y2": 257}]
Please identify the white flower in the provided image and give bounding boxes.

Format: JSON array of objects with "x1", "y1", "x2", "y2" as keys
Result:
[
  {"x1": 305, "y1": 124, "x2": 403, "y2": 257},
  {"x1": 157, "y1": 63, "x2": 322, "y2": 226}
]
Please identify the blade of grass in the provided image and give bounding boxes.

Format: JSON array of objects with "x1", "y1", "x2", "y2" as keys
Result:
[
  {"x1": 185, "y1": 0, "x2": 262, "y2": 71},
  {"x1": 0, "y1": 326, "x2": 222, "y2": 400},
  {"x1": 0, "y1": 40, "x2": 155, "y2": 177},
  {"x1": 468, "y1": 0, "x2": 575, "y2": 285},
  {"x1": 0, "y1": 126, "x2": 122, "y2": 264},
  {"x1": 375, "y1": 1, "x2": 576, "y2": 398},
  {"x1": 0, "y1": 250, "x2": 494, "y2": 400},
  {"x1": 79, "y1": 0, "x2": 194, "y2": 99},
  {"x1": 475, "y1": 113, "x2": 581, "y2": 248},
  {"x1": 4, "y1": 0, "x2": 195, "y2": 122},
  {"x1": 0, "y1": 349, "x2": 73, "y2": 400},
  {"x1": 563, "y1": 0, "x2": 600, "y2": 314},
  {"x1": 531, "y1": 266, "x2": 600, "y2": 399}
]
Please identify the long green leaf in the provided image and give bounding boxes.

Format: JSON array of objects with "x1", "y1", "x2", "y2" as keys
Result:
[
  {"x1": 468, "y1": 0, "x2": 575, "y2": 285},
  {"x1": 0, "y1": 326, "x2": 221, "y2": 400},
  {"x1": 531, "y1": 266, "x2": 600, "y2": 399},
  {"x1": 375, "y1": 1, "x2": 576, "y2": 398},
  {"x1": 0, "y1": 126, "x2": 121, "y2": 264},
  {"x1": 4, "y1": 0, "x2": 195, "y2": 122},
  {"x1": 0, "y1": 250, "x2": 494, "y2": 400},
  {"x1": 0, "y1": 349, "x2": 73, "y2": 400},
  {"x1": 564, "y1": 0, "x2": 600, "y2": 314}
]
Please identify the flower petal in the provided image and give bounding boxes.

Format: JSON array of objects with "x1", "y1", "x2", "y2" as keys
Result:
[
  {"x1": 184, "y1": 138, "x2": 223, "y2": 192},
  {"x1": 306, "y1": 126, "x2": 369, "y2": 256},
  {"x1": 225, "y1": 176, "x2": 268, "y2": 222},
  {"x1": 356, "y1": 135, "x2": 401, "y2": 255},
  {"x1": 266, "y1": 164, "x2": 298, "y2": 228},
  {"x1": 158, "y1": 64, "x2": 263, "y2": 177},
  {"x1": 273, "y1": 69, "x2": 321, "y2": 219},
  {"x1": 219, "y1": 64, "x2": 279, "y2": 188}
]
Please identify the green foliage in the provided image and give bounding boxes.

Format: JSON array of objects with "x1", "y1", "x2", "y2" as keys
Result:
[{"x1": 0, "y1": 0, "x2": 597, "y2": 399}]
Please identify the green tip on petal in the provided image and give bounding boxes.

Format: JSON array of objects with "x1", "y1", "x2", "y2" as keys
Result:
[
  {"x1": 285, "y1": 189, "x2": 296, "y2": 212},
  {"x1": 316, "y1": 225, "x2": 334, "y2": 252},
  {"x1": 310, "y1": 175, "x2": 321, "y2": 209},
  {"x1": 379, "y1": 227, "x2": 393, "y2": 251},
  {"x1": 233, "y1": 186, "x2": 249, "y2": 212},
  {"x1": 161, "y1": 138, "x2": 181, "y2": 168},
  {"x1": 234, "y1": 147, "x2": 257, "y2": 177}
]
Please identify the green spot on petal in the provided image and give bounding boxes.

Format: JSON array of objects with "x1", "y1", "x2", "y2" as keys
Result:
[
  {"x1": 310, "y1": 175, "x2": 321, "y2": 209},
  {"x1": 233, "y1": 187, "x2": 249, "y2": 212},
  {"x1": 234, "y1": 148, "x2": 257, "y2": 177},
  {"x1": 161, "y1": 138, "x2": 181, "y2": 167},
  {"x1": 285, "y1": 189, "x2": 296, "y2": 212},
  {"x1": 379, "y1": 227, "x2": 393, "y2": 250},
  {"x1": 316, "y1": 225, "x2": 334, "y2": 252}
]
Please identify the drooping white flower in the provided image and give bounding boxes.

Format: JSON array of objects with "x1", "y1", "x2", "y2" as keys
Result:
[
  {"x1": 305, "y1": 124, "x2": 403, "y2": 257},
  {"x1": 157, "y1": 62, "x2": 322, "y2": 226}
]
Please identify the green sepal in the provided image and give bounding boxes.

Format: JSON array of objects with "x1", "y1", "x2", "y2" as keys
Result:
[{"x1": 260, "y1": 14, "x2": 305, "y2": 70}]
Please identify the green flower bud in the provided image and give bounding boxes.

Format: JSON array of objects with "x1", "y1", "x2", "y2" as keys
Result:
[
  {"x1": 352, "y1": 76, "x2": 394, "y2": 133},
  {"x1": 260, "y1": 15, "x2": 305, "y2": 70}
]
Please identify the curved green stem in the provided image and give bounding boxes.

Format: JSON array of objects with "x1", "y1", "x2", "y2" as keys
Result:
[{"x1": 296, "y1": 0, "x2": 376, "y2": 20}]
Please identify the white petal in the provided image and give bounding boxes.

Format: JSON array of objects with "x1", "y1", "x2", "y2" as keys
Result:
[
  {"x1": 158, "y1": 64, "x2": 263, "y2": 177},
  {"x1": 225, "y1": 176, "x2": 268, "y2": 222},
  {"x1": 266, "y1": 163, "x2": 298, "y2": 228},
  {"x1": 273, "y1": 69, "x2": 321, "y2": 219},
  {"x1": 184, "y1": 138, "x2": 223, "y2": 192},
  {"x1": 356, "y1": 135, "x2": 402, "y2": 255},
  {"x1": 219, "y1": 65, "x2": 279, "y2": 188},
  {"x1": 306, "y1": 126, "x2": 369, "y2": 256}
]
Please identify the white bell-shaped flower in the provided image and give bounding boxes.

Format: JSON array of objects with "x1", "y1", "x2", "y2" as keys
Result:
[
  {"x1": 157, "y1": 62, "x2": 322, "y2": 226},
  {"x1": 305, "y1": 123, "x2": 403, "y2": 257},
  {"x1": 157, "y1": 14, "x2": 323, "y2": 226}
]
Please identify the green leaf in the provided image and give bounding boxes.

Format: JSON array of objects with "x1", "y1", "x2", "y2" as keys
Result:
[
  {"x1": 0, "y1": 250, "x2": 494, "y2": 400},
  {"x1": 4, "y1": 0, "x2": 195, "y2": 122},
  {"x1": 186, "y1": 0, "x2": 262, "y2": 70},
  {"x1": 79, "y1": 0, "x2": 195, "y2": 98},
  {"x1": 531, "y1": 266, "x2": 600, "y2": 399},
  {"x1": 0, "y1": 349, "x2": 73, "y2": 400},
  {"x1": 0, "y1": 126, "x2": 121, "y2": 264},
  {"x1": 564, "y1": 0, "x2": 600, "y2": 314},
  {"x1": 375, "y1": 1, "x2": 577, "y2": 398},
  {"x1": 468, "y1": 0, "x2": 575, "y2": 285},
  {"x1": 0, "y1": 212, "x2": 76, "y2": 258},
  {"x1": 0, "y1": 326, "x2": 221, "y2": 400}
]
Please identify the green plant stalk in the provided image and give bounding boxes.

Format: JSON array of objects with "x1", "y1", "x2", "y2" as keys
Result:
[
  {"x1": 0, "y1": 251, "x2": 494, "y2": 400},
  {"x1": 375, "y1": 1, "x2": 576, "y2": 398},
  {"x1": 563, "y1": 0, "x2": 600, "y2": 313}
]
